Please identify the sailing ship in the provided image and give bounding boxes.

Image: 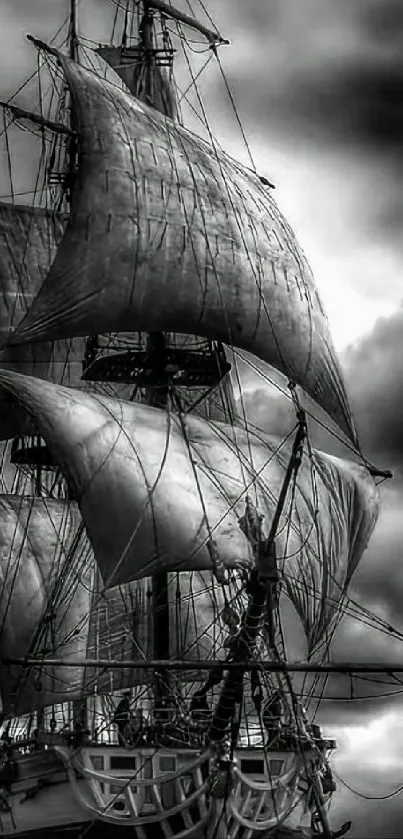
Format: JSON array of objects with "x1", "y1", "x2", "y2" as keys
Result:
[{"x1": 0, "y1": 1, "x2": 386, "y2": 837}]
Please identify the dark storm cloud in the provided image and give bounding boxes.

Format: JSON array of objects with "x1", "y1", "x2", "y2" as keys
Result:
[
  {"x1": 345, "y1": 306, "x2": 403, "y2": 477},
  {"x1": 216, "y1": 0, "x2": 403, "y2": 252},
  {"x1": 285, "y1": 60, "x2": 403, "y2": 154},
  {"x1": 224, "y1": 0, "x2": 403, "y2": 152}
]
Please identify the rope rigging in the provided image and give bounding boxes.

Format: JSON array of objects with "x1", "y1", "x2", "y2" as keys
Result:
[
  {"x1": 0, "y1": 0, "x2": 396, "y2": 675},
  {"x1": 200, "y1": 408, "x2": 307, "y2": 745},
  {"x1": 0, "y1": 7, "x2": 398, "y2": 839}
]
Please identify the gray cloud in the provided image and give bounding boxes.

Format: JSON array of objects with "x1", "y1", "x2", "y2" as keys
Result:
[
  {"x1": 332, "y1": 770, "x2": 403, "y2": 838},
  {"x1": 223, "y1": 0, "x2": 403, "y2": 151},
  {"x1": 214, "y1": 0, "x2": 403, "y2": 259},
  {"x1": 345, "y1": 306, "x2": 403, "y2": 477}
]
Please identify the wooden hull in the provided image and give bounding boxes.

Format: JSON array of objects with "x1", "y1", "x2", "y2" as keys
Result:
[{"x1": 0, "y1": 744, "x2": 318, "y2": 837}]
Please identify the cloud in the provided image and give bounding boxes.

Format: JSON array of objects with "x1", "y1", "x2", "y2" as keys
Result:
[
  {"x1": 345, "y1": 306, "x2": 403, "y2": 476},
  {"x1": 210, "y1": 0, "x2": 403, "y2": 335},
  {"x1": 220, "y1": 0, "x2": 403, "y2": 154},
  {"x1": 331, "y1": 711, "x2": 403, "y2": 838}
]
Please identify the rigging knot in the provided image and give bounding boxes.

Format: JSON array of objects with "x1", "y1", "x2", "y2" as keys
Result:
[{"x1": 258, "y1": 174, "x2": 275, "y2": 189}]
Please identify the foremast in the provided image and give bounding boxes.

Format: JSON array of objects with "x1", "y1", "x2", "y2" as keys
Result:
[{"x1": 208, "y1": 409, "x2": 307, "y2": 746}]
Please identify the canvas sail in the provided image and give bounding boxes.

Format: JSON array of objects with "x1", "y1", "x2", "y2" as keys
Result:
[
  {"x1": 0, "y1": 371, "x2": 378, "y2": 653},
  {"x1": 0, "y1": 494, "x2": 92, "y2": 715},
  {"x1": 8, "y1": 53, "x2": 357, "y2": 446},
  {"x1": 0, "y1": 202, "x2": 87, "y2": 439},
  {"x1": 0, "y1": 492, "x2": 247, "y2": 714}
]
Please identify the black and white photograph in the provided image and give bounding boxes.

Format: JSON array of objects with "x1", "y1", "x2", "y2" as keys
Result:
[{"x1": 0, "y1": 2, "x2": 401, "y2": 837}]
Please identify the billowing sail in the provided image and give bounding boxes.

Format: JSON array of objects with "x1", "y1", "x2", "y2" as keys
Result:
[
  {"x1": 0, "y1": 494, "x2": 92, "y2": 715},
  {"x1": 0, "y1": 492, "x2": 243, "y2": 714},
  {"x1": 0, "y1": 370, "x2": 378, "y2": 651},
  {"x1": 0, "y1": 494, "x2": 157, "y2": 715},
  {"x1": 9, "y1": 53, "x2": 357, "y2": 445},
  {"x1": 93, "y1": 45, "x2": 237, "y2": 424},
  {"x1": 0, "y1": 202, "x2": 86, "y2": 438}
]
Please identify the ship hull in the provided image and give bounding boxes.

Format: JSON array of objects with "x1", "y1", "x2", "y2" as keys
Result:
[{"x1": 0, "y1": 744, "x2": 316, "y2": 838}]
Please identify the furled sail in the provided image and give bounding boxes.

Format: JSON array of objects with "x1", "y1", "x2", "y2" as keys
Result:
[
  {"x1": 0, "y1": 371, "x2": 378, "y2": 651},
  {"x1": 97, "y1": 45, "x2": 178, "y2": 119},
  {"x1": 9, "y1": 53, "x2": 357, "y2": 445},
  {"x1": 0, "y1": 202, "x2": 86, "y2": 439}
]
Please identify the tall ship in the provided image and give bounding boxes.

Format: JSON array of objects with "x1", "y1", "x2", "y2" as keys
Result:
[{"x1": 0, "y1": 2, "x2": 389, "y2": 837}]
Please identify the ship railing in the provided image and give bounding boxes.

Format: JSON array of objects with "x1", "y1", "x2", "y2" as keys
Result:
[
  {"x1": 225, "y1": 751, "x2": 316, "y2": 835},
  {"x1": 54, "y1": 745, "x2": 212, "y2": 836},
  {"x1": 53, "y1": 742, "x2": 320, "y2": 836}
]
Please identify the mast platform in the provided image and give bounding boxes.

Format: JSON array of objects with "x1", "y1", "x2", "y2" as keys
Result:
[
  {"x1": 81, "y1": 343, "x2": 231, "y2": 388},
  {"x1": 10, "y1": 437, "x2": 54, "y2": 468}
]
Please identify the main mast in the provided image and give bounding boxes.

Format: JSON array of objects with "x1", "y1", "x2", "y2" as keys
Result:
[
  {"x1": 82, "y1": 0, "x2": 232, "y2": 711},
  {"x1": 69, "y1": 0, "x2": 78, "y2": 60},
  {"x1": 128, "y1": 5, "x2": 172, "y2": 711}
]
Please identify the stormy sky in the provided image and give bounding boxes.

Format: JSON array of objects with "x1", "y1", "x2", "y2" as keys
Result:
[{"x1": 1, "y1": 1, "x2": 403, "y2": 836}]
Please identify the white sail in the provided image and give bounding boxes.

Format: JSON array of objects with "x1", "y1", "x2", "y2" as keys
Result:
[
  {"x1": 8, "y1": 51, "x2": 357, "y2": 445},
  {"x1": 0, "y1": 202, "x2": 86, "y2": 438},
  {"x1": 0, "y1": 370, "x2": 378, "y2": 652},
  {"x1": 0, "y1": 494, "x2": 91, "y2": 715},
  {"x1": 0, "y1": 493, "x2": 242, "y2": 714}
]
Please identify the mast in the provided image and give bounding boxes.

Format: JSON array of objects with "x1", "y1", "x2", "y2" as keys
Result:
[
  {"x1": 69, "y1": 0, "x2": 78, "y2": 61},
  {"x1": 208, "y1": 412, "x2": 307, "y2": 743},
  {"x1": 138, "y1": 6, "x2": 171, "y2": 709},
  {"x1": 67, "y1": 0, "x2": 78, "y2": 204},
  {"x1": 128, "y1": 1, "x2": 228, "y2": 709}
]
